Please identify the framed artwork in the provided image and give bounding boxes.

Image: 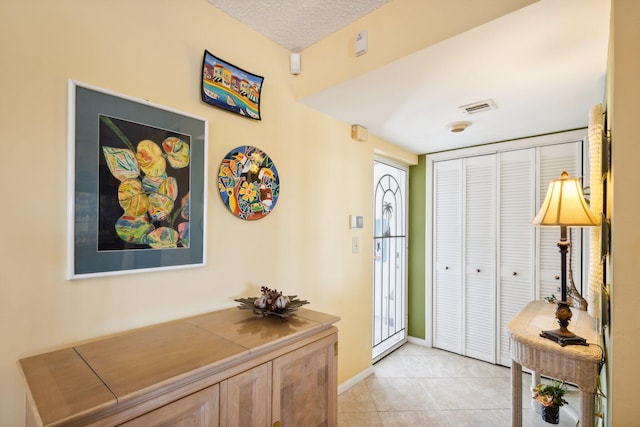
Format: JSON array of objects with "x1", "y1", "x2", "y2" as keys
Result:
[
  {"x1": 217, "y1": 146, "x2": 280, "y2": 220},
  {"x1": 67, "y1": 81, "x2": 208, "y2": 279},
  {"x1": 201, "y1": 50, "x2": 264, "y2": 120}
]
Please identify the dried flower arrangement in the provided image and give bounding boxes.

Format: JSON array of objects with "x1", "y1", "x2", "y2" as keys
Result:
[{"x1": 235, "y1": 286, "x2": 309, "y2": 319}]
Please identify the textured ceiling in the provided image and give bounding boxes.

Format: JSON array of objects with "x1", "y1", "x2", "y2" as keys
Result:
[{"x1": 207, "y1": 0, "x2": 389, "y2": 52}]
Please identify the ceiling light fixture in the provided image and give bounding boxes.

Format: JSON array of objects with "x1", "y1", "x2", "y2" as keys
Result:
[{"x1": 447, "y1": 121, "x2": 471, "y2": 133}]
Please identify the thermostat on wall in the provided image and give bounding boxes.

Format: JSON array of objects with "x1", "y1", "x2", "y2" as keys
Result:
[{"x1": 350, "y1": 215, "x2": 364, "y2": 229}]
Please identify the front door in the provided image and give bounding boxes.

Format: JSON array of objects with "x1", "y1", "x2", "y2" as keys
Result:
[{"x1": 372, "y1": 159, "x2": 408, "y2": 361}]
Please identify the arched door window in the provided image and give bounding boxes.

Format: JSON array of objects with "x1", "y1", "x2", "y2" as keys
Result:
[{"x1": 373, "y1": 160, "x2": 407, "y2": 360}]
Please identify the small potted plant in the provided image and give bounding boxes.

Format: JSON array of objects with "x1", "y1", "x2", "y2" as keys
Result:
[{"x1": 532, "y1": 380, "x2": 568, "y2": 424}]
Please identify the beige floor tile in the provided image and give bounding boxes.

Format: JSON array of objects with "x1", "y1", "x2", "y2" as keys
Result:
[
  {"x1": 445, "y1": 408, "x2": 511, "y2": 426},
  {"x1": 338, "y1": 381, "x2": 377, "y2": 413},
  {"x1": 378, "y1": 410, "x2": 451, "y2": 426},
  {"x1": 365, "y1": 377, "x2": 440, "y2": 411},
  {"x1": 337, "y1": 343, "x2": 582, "y2": 427},
  {"x1": 338, "y1": 411, "x2": 383, "y2": 426},
  {"x1": 420, "y1": 377, "x2": 511, "y2": 410},
  {"x1": 375, "y1": 345, "x2": 511, "y2": 379}
]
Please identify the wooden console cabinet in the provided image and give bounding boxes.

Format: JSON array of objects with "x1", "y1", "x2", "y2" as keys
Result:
[{"x1": 18, "y1": 308, "x2": 339, "y2": 427}]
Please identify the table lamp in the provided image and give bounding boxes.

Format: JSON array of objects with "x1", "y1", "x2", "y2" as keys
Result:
[{"x1": 532, "y1": 171, "x2": 600, "y2": 346}]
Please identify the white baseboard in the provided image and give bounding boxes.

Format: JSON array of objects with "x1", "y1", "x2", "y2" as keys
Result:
[
  {"x1": 407, "y1": 336, "x2": 428, "y2": 347},
  {"x1": 337, "y1": 365, "x2": 375, "y2": 395}
]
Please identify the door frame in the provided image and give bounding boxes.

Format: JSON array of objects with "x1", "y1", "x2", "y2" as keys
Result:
[{"x1": 372, "y1": 155, "x2": 409, "y2": 362}]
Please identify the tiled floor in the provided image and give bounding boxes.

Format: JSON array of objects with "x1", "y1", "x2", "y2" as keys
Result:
[{"x1": 338, "y1": 343, "x2": 580, "y2": 426}]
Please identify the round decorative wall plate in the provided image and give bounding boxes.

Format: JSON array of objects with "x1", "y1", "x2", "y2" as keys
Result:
[{"x1": 217, "y1": 145, "x2": 280, "y2": 220}]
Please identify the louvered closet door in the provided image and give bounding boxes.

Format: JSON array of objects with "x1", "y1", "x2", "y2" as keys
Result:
[
  {"x1": 497, "y1": 149, "x2": 536, "y2": 366},
  {"x1": 433, "y1": 159, "x2": 462, "y2": 354},
  {"x1": 537, "y1": 142, "x2": 584, "y2": 300},
  {"x1": 463, "y1": 155, "x2": 497, "y2": 363}
]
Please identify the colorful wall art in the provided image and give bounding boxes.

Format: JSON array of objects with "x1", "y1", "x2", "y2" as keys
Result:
[
  {"x1": 201, "y1": 50, "x2": 264, "y2": 120},
  {"x1": 217, "y1": 146, "x2": 280, "y2": 220},
  {"x1": 68, "y1": 81, "x2": 208, "y2": 279}
]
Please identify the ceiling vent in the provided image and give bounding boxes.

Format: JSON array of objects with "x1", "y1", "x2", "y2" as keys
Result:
[{"x1": 459, "y1": 99, "x2": 497, "y2": 114}]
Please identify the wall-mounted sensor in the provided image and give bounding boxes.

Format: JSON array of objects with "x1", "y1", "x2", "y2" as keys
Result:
[
  {"x1": 355, "y1": 31, "x2": 368, "y2": 56},
  {"x1": 290, "y1": 52, "x2": 301, "y2": 75},
  {"x1": 351, "y1": 124, "x2": 368, "y2": 142}
]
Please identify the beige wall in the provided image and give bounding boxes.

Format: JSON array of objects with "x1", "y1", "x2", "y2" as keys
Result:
[
  {"x1": 6, "y1": 0, "x2": 631, "y2": 425},
  {"x1": 609, "y1": 1, "x2": 640, "y2": 425},
  {"x1": 0, "y1": 1, "x2": 416, "y2": 424}
]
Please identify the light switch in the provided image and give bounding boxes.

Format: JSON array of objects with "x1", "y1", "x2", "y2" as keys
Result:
[{"x1": 352, "y1": 237, "x2": 360, "y2": 254}]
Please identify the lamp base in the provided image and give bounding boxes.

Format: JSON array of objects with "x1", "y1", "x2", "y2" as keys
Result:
[
  {"x1": 539, "y1": 301, "x2": 588, "y2": 347},
  {"x1": 540, "y1": 328, "x2": 588, "y2": 347}
]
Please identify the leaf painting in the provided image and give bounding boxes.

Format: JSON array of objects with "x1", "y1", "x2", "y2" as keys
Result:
[{"x1": 99, "y1": 115, "x2": 191, "y2": 250}]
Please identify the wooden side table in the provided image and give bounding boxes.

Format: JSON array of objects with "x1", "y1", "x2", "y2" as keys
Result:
[{"x1": 508, "y1": 300, "x2": 602, "y2": 427}]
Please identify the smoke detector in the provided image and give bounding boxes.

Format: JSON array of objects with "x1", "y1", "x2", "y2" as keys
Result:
[
  {"x1": 447, "y1": 121, "x2": 471, "y2": 133},
  {"x1": 459, "y1": 99, "x2": 497, "y2": 114}
]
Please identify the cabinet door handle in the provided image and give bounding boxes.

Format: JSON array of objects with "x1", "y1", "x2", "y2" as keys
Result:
[
  {"x1": 476, "y1": 268, "x2": 481, "y2": 273},
  {"x1": 445, "y1": 266, "x2": 449, "y2": 270},
  {"x1": 274, "y1": 422, "x2": 281, "y2": 427},
  {"x1": 555, "y1": 275, "x2": 560, "y2": 280},
  {"x1": 512, "y1": 272, "x2": 517, "y2": 276}
]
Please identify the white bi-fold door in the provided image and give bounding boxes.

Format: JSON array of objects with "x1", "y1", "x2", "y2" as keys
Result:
[
  {"x1": 433, "y1": 155, "x2": 496, "y2": 362},
  {"x1": 431, "y1": 137, "x2": 584, "y2": 366}
]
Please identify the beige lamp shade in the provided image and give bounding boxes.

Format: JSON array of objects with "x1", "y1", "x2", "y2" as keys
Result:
[{"x1": 532, "y1": 171, "x2": 600, "y2": 227}]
